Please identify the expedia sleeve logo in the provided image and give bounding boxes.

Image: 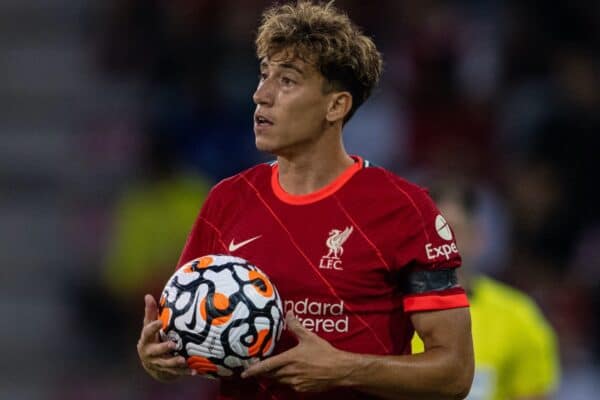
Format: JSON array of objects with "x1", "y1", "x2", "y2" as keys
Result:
[
  {"x1": 434, "y1": 215, "x2": 453, "y2": 240},
  {"x1": 425, "y1": 215, "x2": 459, "y2": 261}
]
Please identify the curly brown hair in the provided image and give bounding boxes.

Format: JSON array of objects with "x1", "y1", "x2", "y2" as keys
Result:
[{"x1": 255, "y1": 1, "x2": 383, "y2": 122}]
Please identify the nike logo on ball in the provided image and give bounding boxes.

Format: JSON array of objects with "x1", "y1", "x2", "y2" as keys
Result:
[{"x1": 228, "y1": 235, "x2": 262, "y2": 252}]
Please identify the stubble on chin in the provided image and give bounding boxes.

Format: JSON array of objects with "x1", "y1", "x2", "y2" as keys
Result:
[{"x1": 255, "y1": 137, "x2": 277, "y2": 155}]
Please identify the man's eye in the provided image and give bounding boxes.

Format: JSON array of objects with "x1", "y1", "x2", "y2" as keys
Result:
[
  {"x1": 281, "y1": 77, "x2": 295, "y2": 85},
  {"x1": 259, "y1": 72, "x2": 268, "y2": 81}
]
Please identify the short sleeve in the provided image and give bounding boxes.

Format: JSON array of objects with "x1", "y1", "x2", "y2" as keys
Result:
[
  {"x1": 393, "y1": 187, "x2": 468, "y2": 312},
  {"x1": 176, "y1": 186, "x2": 228, "y2": 268}
]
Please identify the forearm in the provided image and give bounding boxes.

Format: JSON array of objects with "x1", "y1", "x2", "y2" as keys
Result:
[{"x1": 336, "y1": 347, "x2": 472, "y2": 400}]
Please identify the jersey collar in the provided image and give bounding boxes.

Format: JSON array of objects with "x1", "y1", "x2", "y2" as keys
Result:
[{"x1": 271, "y1": 156, "x2": 363, "y2": 205}]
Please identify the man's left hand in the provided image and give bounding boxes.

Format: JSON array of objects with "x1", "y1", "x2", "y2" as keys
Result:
[{"x1": 241, "y1": 311, "x2": 352, "y2": 393}]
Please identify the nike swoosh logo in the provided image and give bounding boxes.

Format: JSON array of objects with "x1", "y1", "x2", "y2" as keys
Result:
[{"x1": 228, "y1": 235, "x2": 262, "y2": 252}]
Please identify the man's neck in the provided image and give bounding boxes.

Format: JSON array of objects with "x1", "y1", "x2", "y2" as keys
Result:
[{"x1": 275, "y1": 130, "x2": 354, "y2": 196}]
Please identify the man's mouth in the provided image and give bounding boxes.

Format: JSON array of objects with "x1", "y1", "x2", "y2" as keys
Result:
[{"x1": 255, "y1": 114, "x2": 274, "y2": 126}]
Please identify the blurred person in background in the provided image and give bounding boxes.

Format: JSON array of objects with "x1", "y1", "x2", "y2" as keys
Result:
[
  {"x1": 102, "y1": 132, "x2": 212, "y2": 312},
  {"x1": 75, "y1": 133, "x2": 211, "y2": 361},
  {"x1": 412, "y1": 177, "x2": 560, "y2": 400},
  {"x1": 137, "y1": 1, "x2": 474, "y2": 399}
]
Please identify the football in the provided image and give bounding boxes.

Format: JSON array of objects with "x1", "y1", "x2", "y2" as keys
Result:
[{"x1": 158, "y1": 255, "x2": 284, "y2": 377}]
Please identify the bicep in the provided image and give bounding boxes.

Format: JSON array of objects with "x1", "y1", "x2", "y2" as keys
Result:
[
  {"x1": 411, "y1": 307, "x2": 473, "y2": 357},
  {"x1": 408, "y1": 308, "x2": 475, "y2": 397}
]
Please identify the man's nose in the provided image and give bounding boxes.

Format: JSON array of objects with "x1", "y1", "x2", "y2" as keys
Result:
[{"x1": 253, "y1": 80, "x2": 274, "y2": 106}]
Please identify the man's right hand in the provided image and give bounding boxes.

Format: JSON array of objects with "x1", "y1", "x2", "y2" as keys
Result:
[{"x1": 137, "y1": 294, "x2": 196, "y2": 382}]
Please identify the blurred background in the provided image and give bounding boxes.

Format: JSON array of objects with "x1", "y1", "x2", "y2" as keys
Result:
[{"x1": 1, "y1": 0, "x2": 599, "y2": 398}]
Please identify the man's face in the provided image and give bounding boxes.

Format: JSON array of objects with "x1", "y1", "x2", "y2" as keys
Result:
[{"x1": 252, "y1": 52, "x2": 333, "y2": 156}]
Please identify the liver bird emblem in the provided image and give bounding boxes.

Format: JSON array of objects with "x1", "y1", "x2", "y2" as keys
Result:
[{"x1": 325, "y1": 226, "x2": 354, "y2": 258}]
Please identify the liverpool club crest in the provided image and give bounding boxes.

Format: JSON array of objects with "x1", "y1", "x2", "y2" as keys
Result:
[{"x1": 319, "y1": 226, "x2": 353, "y2": 270}]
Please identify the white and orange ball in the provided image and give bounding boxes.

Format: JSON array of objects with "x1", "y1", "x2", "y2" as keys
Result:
[{"x1": 158, "y1": 255, "x2": 283, "y2": 377}]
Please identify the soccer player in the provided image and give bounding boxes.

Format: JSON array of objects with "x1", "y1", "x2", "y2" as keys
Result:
[
  {"x1": 137, "y1": 2, "x2": 474, "y2": 399},
  {"x1": 412, "y1": 179, "x2": 560, "y2": 400}
]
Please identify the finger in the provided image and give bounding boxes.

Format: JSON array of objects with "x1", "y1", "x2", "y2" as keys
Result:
[
  {"x1": 143, "y1": 294, "x2": 159, "y2": 326},
  {"x1": 276, "y1": 375, "x2": 298, "y2": 387},
  {"x1": 140, "y1": 320, "x2": 162, "y2": 345},
  {"x1": 264, "y1": 366, "x2": 296, "y2": 381},
  {"x1": 144, "y1": 340, "x2": 177, "y2": 358},
  {"x1": 153, "y1": 355, "x2": 189, "y2": 369},
  {"x1": 241, "y1": 351, "x2": 293, "y2": 378},
  {"x1": 269, "y1": 374, "x2": 311, "y2": 393},
  {"x1": 285, "y1": 311, "x2": 313, "y2": 341},
  {"x1": 155, "y1": 366, "x2": 197, "y2": 377},
  {"x1": 270, "y1": 363, "x2": 299, "y2": 377}
]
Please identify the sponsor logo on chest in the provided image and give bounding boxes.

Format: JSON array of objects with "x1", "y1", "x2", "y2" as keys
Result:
[
  {"x1": 319, "y1": 226, "x2": 353, "y2": 270},
  {"x1": 284, "y1": 298, "x2": 349, "y2": 333}
]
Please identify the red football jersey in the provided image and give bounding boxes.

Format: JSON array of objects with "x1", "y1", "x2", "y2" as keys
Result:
[{"x1": 177, "y1": 156, "x2": 468, "y2": 399}]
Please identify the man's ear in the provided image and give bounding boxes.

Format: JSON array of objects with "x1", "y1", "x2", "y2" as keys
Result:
[{"x1": 326, "y1": 91, "x2": 353, "y2": 123}]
